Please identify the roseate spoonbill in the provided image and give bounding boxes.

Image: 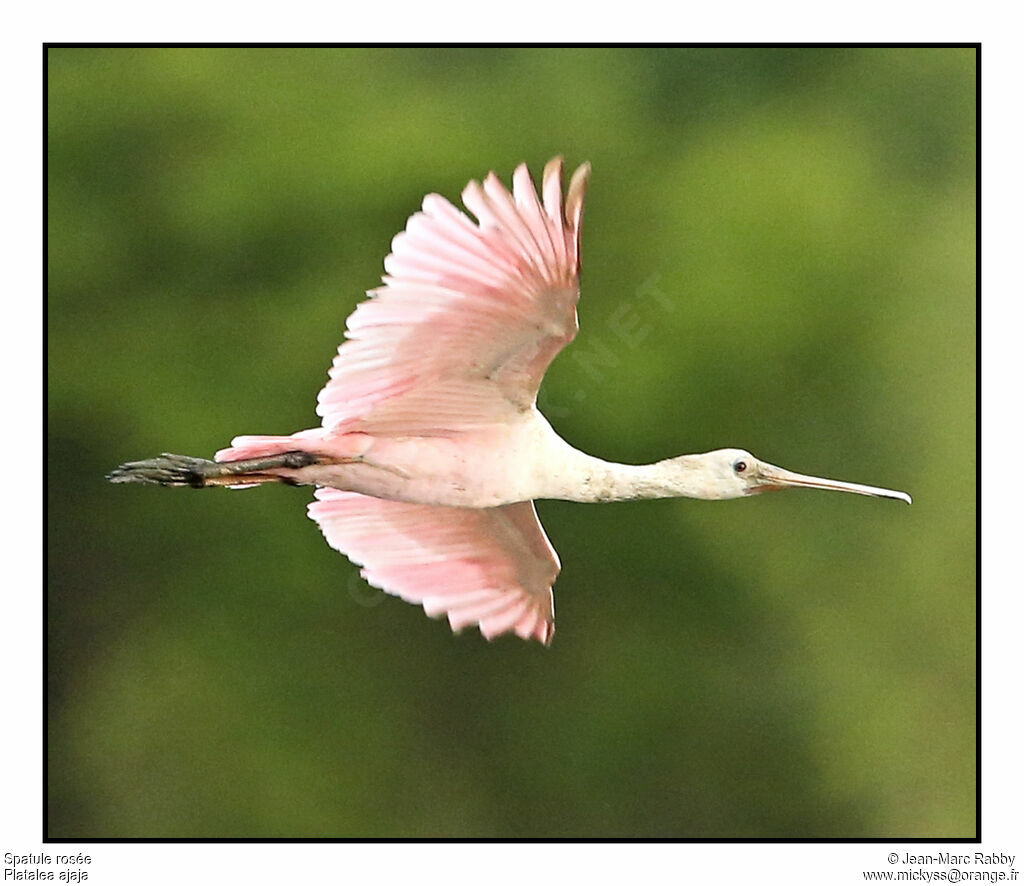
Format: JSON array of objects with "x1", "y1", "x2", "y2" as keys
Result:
[{"x1": 110, "y1": 157, "x2": 911, "y2": 646}]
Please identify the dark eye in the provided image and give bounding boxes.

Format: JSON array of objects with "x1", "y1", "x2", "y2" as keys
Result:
[{"x1": 733, "y1": 460, "x2": 747, "y2": 474}]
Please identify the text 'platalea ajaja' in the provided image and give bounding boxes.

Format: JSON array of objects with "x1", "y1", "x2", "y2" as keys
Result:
[{"x1": 110, "y1": 158, "x2": 911, "y2": 645}]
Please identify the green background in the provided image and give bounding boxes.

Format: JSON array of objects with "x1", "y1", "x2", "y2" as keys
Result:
[{"x1": 47, "y1": 47, "x2": 976, "y2": 838}]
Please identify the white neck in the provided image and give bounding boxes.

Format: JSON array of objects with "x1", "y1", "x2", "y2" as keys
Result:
[
  {"x1": 527, "y1": 412, "x2": 724, "y2": 503},
  {"x1": 538, "y1": 447, "x2": 713, "y2": 503}
]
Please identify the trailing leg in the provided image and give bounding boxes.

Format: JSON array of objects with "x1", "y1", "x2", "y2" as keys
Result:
[{"x1": 107, "y1": 451, "x2": 322, "y2": 488}]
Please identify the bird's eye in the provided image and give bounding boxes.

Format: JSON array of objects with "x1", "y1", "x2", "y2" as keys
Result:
[{"x1": 733, "y1": 460, "x2": 747, "y2": 474}]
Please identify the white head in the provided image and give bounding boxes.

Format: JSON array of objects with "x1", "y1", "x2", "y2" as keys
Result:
[{"x1": 672, "y1": 448, "x2": 912, "y2": 503}]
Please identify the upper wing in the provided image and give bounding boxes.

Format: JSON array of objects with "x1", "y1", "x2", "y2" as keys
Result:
[
  {"x1": 307, "y1": 488, "x2": 559, "y2": 644},
  {"x1": 317, "y1": 157, "x2": 590, "y2": 434}
]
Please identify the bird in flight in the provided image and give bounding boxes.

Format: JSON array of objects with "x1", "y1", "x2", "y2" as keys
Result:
[{"x1": 110, "y1": 157, "x2": 911, "y2": 646}]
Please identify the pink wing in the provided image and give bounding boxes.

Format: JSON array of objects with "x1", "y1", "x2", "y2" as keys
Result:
[
  {"x1": 307, "y1": 488, "x2": 559, "y2": 645},
  {"x1": 316, "y1": 157, "x2": 590, "y2": 434}
]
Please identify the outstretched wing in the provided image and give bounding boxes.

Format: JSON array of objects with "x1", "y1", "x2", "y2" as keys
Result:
[
  {"x1": 308, "y1": 488, "x2": 558, "y2": 644},
  {"x1": 317, "y1": 157, "x2": 590, "y2": 434}
]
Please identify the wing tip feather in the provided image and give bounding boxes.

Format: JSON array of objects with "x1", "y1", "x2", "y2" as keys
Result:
[{"x1": 566, "y1": 161, "x2": 591, "y2": 227}]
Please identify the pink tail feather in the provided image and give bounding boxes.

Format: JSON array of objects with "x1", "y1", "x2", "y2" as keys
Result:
[{"x1": 215, "y1": 429, "x2": 326, "y2": 462}]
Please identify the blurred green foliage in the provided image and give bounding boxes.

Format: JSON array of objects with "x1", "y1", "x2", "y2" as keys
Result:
[{"x1": 47, "y1": 47, "x2": 975, "y2": 838}]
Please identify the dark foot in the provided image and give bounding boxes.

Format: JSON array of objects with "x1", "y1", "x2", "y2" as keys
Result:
[
  {"x1": 107, "y1": 453, "x2": 222, "y2": 488},
  {"x1": 107, "y1": 450, "x2": 322, "y2": 488}
]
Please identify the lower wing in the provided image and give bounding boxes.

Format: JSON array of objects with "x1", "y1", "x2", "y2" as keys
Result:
[{"x1": 307, "y1": 489, "x2": 559, "y2": 645}]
